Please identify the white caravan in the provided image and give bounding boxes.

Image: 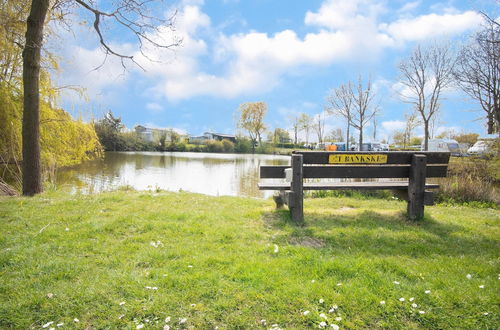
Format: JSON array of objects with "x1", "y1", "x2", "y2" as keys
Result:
[{"x1": 423, "y1": 139, "x2": 461, "y2": 156}]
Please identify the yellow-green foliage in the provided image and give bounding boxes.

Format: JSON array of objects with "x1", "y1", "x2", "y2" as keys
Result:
[{"x1": 0, "y1": 81, "x2": 102, "y2": 172}]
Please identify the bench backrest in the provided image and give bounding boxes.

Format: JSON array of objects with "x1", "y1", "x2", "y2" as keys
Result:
[{"x1": 260, "y1": 151, "x2": 450, "y2": 179}]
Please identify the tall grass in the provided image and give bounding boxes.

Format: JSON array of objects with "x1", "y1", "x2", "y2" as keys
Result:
[{"x1": 435, "y1": 158, "x2": 499, "y2": 205}]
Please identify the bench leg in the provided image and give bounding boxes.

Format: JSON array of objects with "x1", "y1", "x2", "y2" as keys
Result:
[
  {"x1": 407, "y1": 154, "x2": 426, "y2": 220},
  {"x1": 290, "y1": 154, "x2": 304, "y2": 225}
]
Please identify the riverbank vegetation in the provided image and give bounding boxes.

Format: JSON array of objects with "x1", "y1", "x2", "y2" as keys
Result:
[{"x1": 0, "y1": 190, "x2": 498, "y2": 328}]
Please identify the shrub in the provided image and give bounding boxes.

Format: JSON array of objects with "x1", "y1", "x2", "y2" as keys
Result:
[
  {"x1": 206, "y1": 140, "x2": 224, "y2": 153},
  {"x1": 235, "y1": 138, "x2": 252, "y2": 153},
  {"x1": 221, "y1": 139, "x2": 235, "y2": 153},
  {"x1": 435, "y1": 158, "x2": 499, "y2": 205}
]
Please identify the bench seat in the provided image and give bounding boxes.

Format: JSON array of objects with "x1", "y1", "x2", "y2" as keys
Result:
[{"x1": 258, "y1": 181, "x2": 440, "y2": 191}]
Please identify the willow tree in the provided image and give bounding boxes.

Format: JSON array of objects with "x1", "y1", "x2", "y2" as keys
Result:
[{"x1": 21, "y1": 0, "x2": 179, "y2": 195}]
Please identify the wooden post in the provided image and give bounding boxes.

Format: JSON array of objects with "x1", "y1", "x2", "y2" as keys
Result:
[
  {"x1": 407, "y1": 154, "x2": 426, "y2": 220},
  {"x1": 290, "y1": 154, "x2": 304, "y2": 225}
]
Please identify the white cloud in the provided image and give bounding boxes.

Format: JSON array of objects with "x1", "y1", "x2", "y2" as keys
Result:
[
  {"x1": 380, "y1": 11, "x2": 483, "y2": 42},
  {"x1": 398, "y1": 1, "x2": 421, "y2": 13},
  {"x1": 56, "y1": 0, "x2": 486, "y2": 103},
  {"x1": 382, "y1": 120, "x2": 406, "y2": 132},
  {"x1": 146, "y1": 102, "x2": 164, "y2": 113}
]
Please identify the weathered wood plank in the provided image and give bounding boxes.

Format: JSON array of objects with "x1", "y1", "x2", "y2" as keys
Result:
[
  {"x1": 258, "y1": 181, "x2": 440, "y2": 190},
  {"x1": 294, "y1": 151, "x2": 450, "y2": 165},
  {"x1": 260, "y1": 165, "x2": 448, "y2": 179},
  {"x1": 407, "y1": 154, "x2": 426, "y2": 220}
]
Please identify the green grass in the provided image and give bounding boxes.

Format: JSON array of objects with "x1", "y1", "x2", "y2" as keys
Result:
[{"x1": 0, "y1": 191, "x2": 498, "y2": 329}]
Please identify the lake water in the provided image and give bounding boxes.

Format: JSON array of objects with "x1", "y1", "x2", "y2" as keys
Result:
[{"x1": 56, "y1": 152, "x2": 289, "y2": 198}]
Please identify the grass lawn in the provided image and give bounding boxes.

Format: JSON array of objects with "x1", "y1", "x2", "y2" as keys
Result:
[{"x1": 0, "y1": 190, "x2": 498, "y2": 329}]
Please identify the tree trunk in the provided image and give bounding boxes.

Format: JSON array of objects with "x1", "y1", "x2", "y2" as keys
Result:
[
  {"x1": 346, "y1": 123, "x2": 350, "y2": 150},
  {"x1": 358, "y1": 126, "x2": 363, "y2": 151},
  {"x1": 423, "y1": 120, "x2": 430, "y2": 151},
  {"x1": 22, "y1": 0, "x2": 50, "y2": 196}
]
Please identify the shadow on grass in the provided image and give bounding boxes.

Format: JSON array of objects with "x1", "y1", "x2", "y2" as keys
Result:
[{"x1": 262, "y1": 208, "x2": 497, "y2": 258}]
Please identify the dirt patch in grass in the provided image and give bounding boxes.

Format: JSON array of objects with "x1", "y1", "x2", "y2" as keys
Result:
[{"x1": 288, "y1": 236, "x2": 325, "y2": 248}]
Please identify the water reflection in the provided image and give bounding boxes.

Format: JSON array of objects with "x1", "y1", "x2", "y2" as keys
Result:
[{"x1": 56, "y1": 152, "x2": 289, "y2": 198}]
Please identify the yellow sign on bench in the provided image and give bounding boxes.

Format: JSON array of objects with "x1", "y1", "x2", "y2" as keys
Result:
[{"x1": 329, "y1": 154, "x2": 388, "y2": 164}]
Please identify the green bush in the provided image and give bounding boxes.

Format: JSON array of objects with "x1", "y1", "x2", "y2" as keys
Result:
[
  {"x1": 235, "y1": 138, "x2": 252, "y2": 153},
  {"x1": 221, "y1": 139, "x2": 235, "y2": 153},
  {"x1": 206, "y1": 140, "x2": 224, "y2": 152}
]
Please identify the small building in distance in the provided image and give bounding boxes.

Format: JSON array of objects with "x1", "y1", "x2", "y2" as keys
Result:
[
  {"x1": 134, "y1": 125, "x2": 186, "y2": 143},
  {"x1": 189, "y1": 132, "x2": 236, "y2": 144}
]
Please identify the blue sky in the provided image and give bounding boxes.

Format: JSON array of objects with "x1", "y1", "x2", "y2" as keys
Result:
[{"x1": 53, "y1": 0, "x2": 498, "y2": 142}]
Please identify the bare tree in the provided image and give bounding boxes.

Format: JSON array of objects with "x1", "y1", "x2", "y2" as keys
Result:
[
  {"x1": 21, "y1": 0, "x2": 179, "y2": 195},
  {"x1": 398, "y1": 43, "x2": 455, "y2": 151},
  {"x1": 402, "y1": 112, "x2": 420, "y2": 148},
  {"x1": 298, "y1": 113, "x2": 313, "y2": 145},
  {"x1": 349, "y1": 76, "x2": 378, "y2": 150},
  {"x1": 313, "y1": 113, "x2": 326, "y2": 144},
  {"x1": 326, "y1": 83, "x2": 353, "y2": 150},
  {"x1": 290, "y1": 115, "x2": 301, "y2": 144},
  {"x1": 454, "y1": 20, "x2": 499, "y2": 134}
]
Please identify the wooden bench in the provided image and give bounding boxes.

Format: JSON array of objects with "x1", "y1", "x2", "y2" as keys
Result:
[{"x1": 258, "y1": 151, "x2": 450, "y2": 224}]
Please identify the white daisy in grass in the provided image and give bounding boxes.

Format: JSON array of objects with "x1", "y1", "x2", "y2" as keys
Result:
[
  {"x1": 409, "y1": 297, "x2": 414, "y2": 302},
  {"x1": 399, "y1": 298, "x2": 405, "y2": 302},
  {"x1": 303, "y1": 311, "x2": 310, "y2": 316},
  {"x1": 119, "y1": 301, "x2": 125, "y2": 306},
  {"x1": 73, "y1": 319, "x2": 79, "y2": 323},
  {"x1": 188, "y1": 265, "x2": 193, "y2": 268},
  {"x1": 380, "y1": 301, "x2": 386, "y2": 305},
  {"x1": 42, "y1": 321, "x2": 54, "y2": 328},
  {"x1": 483, "y1": 312, "x2": 489, "y2": 316},
  {"x1": 479, "y1": 285, "x2": 485, "y2": 289},
  {"x1": 419, "y1": 311, "x2": 425, "y2": 314},
  {"x1": 118, "y1": 315, "x2": 125, "y2": 320},
  {"x1": 328, "y1": 305, "x2": 338, "y2": 313},
  {"x1": 165, "y1": 317, "x2": 171, "y2": 323},
  {"x1": 163, "y1": 326, "x2": 170, "y2": 330},
  {"x1": 331, "y1": 325, "x2": 340, "y2": 330},
  {"x1": 319, "y1": 313, "x2": 327, "y2": 319},
  {"x1": 273, "y1": 244, "x2": 279, "y2": 253},
  {"x1": 335, "y1": 317, "x2": 342, "y2": 321},
  {"x1": 47, "y1": 293, "x2": 54, "y2": 298},
  {"x1": 49, "y1": 328, "x2": 55, "y2": 330},
  {"x1": 424, "y1": 290, "x2": 431, "y2": 294},
  {"x1": 179, "y1": 318, "x2": 187, "y2": 324},
  {"x1": 466, "y1": 274, "x2": 472, "y2": 279},
  {"x1": 260, "y1": 319, "x2": 266, "y2": 325},
  {"x1": 56, "y1": 323, "x2": 64, "y2": 327},
  {"x1": 319, "y1": 321, "x2": 327, "y2": 328},
  {"x1": 319, "y1": 298, "x2": 325, "y2": 304},
  {"x1": 336, "y1": 283, "x2": 342, "y2": 286},
  {"x1": 65, "y1": 227, "x2": 69, "y2": 231},
  {"x1": 136, "y1": 324, "x2": 144, "y2": 329},
  {"x1": 412, "y1": 303, "x2": 418, "y2": 308},
  {"x1": 393, "y1": 281, "x2": 400, "y2": 285},
  {"x1": 311, "y1": 280, "x2": 316, "y2": 283}
]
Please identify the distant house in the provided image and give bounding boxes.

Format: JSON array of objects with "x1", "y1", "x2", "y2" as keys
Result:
[
  {"x1": 134, "y1": 125, "x2": 186, "y2": 143},
  {"x1": 188, "y1": 132, "x2": 236, "y2": 144}
]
